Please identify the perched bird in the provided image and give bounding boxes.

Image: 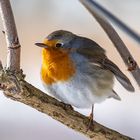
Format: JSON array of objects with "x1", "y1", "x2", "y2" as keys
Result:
[{"x1": 35, "y1": 30, "x2": 134, "y2": 121}]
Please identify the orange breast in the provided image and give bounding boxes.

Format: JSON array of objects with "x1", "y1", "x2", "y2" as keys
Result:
[{"x1": 41, "y1": 48, "x2": 75, "y2": 85}]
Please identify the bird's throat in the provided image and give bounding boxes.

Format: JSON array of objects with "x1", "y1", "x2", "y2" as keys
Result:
[{"x1": 41, "y1": 48, "x2": 75, "y2": 85}]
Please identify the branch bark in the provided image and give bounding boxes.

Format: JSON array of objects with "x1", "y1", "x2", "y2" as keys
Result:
[
  {"x1": 79, "y1": 0, "x2": 140, "y2": 87},
  {"x1": 0, "y1": 70, "x2": 134, "y2": 140},
  {"x1": 0, "y1": 0, "x2": 20, "y2": 71}
]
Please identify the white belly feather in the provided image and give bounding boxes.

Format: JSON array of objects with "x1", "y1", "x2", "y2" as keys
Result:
[{"x1": 42, "y1": 68, "x2": 114, "y2": 108}]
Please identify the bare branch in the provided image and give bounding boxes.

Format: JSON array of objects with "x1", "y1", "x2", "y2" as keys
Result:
[
  {"x1": 79, "y1": 0, "x2": 140, "y2": 87},
  {"x1": 80, "y1": 0, "x2": 140, "y2": 44},
  {"x1": 0, "y1": 0, "x2": 20, "y2": 71},
  {"x1": 0, "y1": 70, "x2": 134, "y2": 140}
]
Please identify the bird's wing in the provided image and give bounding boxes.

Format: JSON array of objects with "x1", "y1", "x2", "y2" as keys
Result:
[{"x1": 76, "y1": 41, "x2": 134, "y2": 92}]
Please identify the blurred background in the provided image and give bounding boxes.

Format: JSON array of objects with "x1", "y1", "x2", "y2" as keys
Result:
[{"x1": 0, "y1": 0, "x2": 140, "y2": 140}]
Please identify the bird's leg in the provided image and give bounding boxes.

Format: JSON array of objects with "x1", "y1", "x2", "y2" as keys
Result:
[{"x1": 86, "y1": 104, "x2": 94, "y2": 131}]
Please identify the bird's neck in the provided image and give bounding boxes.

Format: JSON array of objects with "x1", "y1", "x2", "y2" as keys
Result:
[{"x1": 41, "y1": 48, "x2": 75, "y2": 85}]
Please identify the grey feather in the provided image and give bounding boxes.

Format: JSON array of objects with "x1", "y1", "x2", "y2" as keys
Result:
[{"x1": 76, "y1": 37, "x2": 135, "y2": 92}]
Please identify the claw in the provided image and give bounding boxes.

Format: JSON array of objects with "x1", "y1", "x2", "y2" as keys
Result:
[{"x1": 63, "y1": 103, "x2": 73, "y2": 110}]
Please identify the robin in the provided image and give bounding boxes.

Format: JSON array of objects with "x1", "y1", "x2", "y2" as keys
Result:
[{"x1": 35, "y1": 30, "x2": 134, "y2": 126}]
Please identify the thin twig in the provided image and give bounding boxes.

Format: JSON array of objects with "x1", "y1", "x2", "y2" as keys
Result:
[
  {"x1": 0, "y1": 71, "x2": 134, "y2": 140},
  {"x1": 79, "y1": 0, "x2": 140, "y2": 87},
  {"x1": 0, "y1": 0, "x2": 20, "y2": 71},
  {"x1": 80, "y1": 0, "x2": 140, "y2": 44}
]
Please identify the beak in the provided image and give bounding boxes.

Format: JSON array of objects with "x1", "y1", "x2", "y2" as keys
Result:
[{"x1": 35, "y1": 43, "x2": 48, "y2": 48}]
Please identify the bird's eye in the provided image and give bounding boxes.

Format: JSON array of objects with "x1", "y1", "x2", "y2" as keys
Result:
[{"x1": 55, "y1": 43, "x2": 63, "y2": 48}]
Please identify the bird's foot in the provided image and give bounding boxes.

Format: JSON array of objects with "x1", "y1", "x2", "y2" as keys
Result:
[
  {"x1": 86, "y1": 112, "x2": 94, "y2": 132},
  {"x1": 63, "y1": 103, "x2": 73, "y2": 110},
  {"x1": 86, "y1": 105, "x2": 94, "y2": 132}
]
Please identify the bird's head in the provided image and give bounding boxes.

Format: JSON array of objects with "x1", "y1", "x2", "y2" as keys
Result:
[
  {"x1": 35, "y1": 30, "x2": 77, "y2": 55},
  {"x1": 35, "y1": 30, "x2": 77, "y2": 84}
]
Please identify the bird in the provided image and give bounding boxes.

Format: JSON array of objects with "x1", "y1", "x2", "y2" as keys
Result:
[{"x1": 35, "y1": 30, "x2": 134, "y2": 127}]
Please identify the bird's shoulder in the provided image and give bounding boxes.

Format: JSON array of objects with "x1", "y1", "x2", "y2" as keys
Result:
[{"x1": 75, "y1": 36, "x2": 106, "y2": 59}]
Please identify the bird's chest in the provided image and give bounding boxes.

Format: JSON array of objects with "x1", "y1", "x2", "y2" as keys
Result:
[{"x1": 41, "y1": 54, "x2": 75, "y2": 85}]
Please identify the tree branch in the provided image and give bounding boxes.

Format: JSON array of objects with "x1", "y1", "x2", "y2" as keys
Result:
[
  {"x1": 0, "y1": 0, "x2": 20, "y2": 71},
  {"x1": 80, "y1": 0, "x2": 140, "y2": 44},
  {"x1": 0, "y1": 70, "x2": 134, "y2": 140},
  {"x1": 79, "y1": 0, "x2": 140, "y2": 87}
]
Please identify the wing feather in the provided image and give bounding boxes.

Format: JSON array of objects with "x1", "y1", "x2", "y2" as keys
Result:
[{"x1": 76, "y1": 40, "x2": 134, "y2": 92}]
